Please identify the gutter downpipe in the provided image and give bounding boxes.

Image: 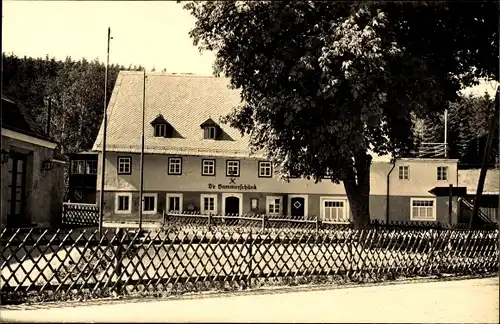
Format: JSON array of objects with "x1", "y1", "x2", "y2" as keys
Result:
[{"x1": 386, "y1": 158, "x2": 397, "y2": 222}]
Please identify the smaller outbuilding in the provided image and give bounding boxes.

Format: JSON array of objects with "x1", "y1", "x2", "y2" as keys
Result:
[{"x1": 1, "y1": 94, "x2": 67, "y2": 228}]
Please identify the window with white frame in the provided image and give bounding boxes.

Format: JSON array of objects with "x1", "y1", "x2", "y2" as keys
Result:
[
  {"x1": 142, "y1": 193, "x2": 157, "y2": 214},
  {"x1": 86, "y1": 160, "x2": 98, "y2": 175},
  {"x1": 117, "y1": 157, "x2": 131, "y2": 174},
  {"x1": 168, "y1": 157, "x2": 182, "y2": 175},
  {"x1": 399, "y1": 165, "x2": 409, "y2": 180},
  {"x1": 154, "y1": 124, "x2": 167, "y2": 137},
  {"x1": 201, "y1": 194, "x2": 217, "y2": 214},
  {"x1": 71, "y1": 160, "x2": 85, "y2": 174},
  {"x1": 322, "y1": 199, "x2": 348, "y2": 223},
  {"x1": 437, "y1": 166, "x2": 448, "y2": 181},
  {"x1": 226, "y1": 160, "x2": 240, "y2": 176},
  {"x1": 410, "y1": 198, "x2": 436, "y2": 221},
  {"x1": 202, "y1": 159, "x2": 215, "y2": 176},
  {"x1": 258, "y1": 161, "x2": 272, "y2": 177},
  {"x1": 115, "y1": 193, "x2": 132, "y2": 214},
  {"x1": 166, "y1": 193, "x2": 183, "y2": 213},
  {"x1": 266, "y1": 196, "x2": 282, "y2": 216}
]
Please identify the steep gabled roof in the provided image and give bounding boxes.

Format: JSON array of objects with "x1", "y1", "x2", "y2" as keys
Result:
[
  {"x1": 1, "y1": 94, "x2": 56, "y2": 143},
  {"x1": 92, "y1": 71, "x2": 252, "y2": 157}
]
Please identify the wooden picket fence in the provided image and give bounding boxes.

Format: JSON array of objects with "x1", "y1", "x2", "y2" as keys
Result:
[{"x1": 0, "y1": 224, "x2": 497, "y2": 305}]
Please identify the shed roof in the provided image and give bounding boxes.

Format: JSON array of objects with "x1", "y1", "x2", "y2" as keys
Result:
[{"x1": 458, "y1": 169, "x2": 500, "y2": 195}]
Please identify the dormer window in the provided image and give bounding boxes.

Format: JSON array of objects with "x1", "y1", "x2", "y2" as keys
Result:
[
  {"x1": 155, "y1": 124, "x2": 167, "y2": 137},
  {"x1": 151, "y1": 114, "x2": 173, "y2": 138},
  {"x1": 200, "y1": 118, "x2": 222, "y2": 140}
]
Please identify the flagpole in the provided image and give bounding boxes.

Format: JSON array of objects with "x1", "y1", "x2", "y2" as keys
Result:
[
  {"x1": 98, "y1": 27, "x2": 111, "y2": 236},
  {"x1": 139, "y1": 70, "x2": 146, "y2": 232}
]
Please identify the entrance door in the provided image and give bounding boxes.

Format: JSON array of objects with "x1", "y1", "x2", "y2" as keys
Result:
[
  {"x1": 225, "y1": 196, "x2": 240, "y2": 215},
  {"x1": 7, "y1": 152, "x2": 27, "y2": 227},
  {"x1": 290, "y1": 197, "x2": 305, "y2": 218}
]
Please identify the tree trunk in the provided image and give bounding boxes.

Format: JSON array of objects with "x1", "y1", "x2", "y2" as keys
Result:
[
  {"x1": 345, "y1": 183, "x2": 371, "y2": 229},
  {"x1": 344, "y1": 152, "x2": 372, "y2": 229}
]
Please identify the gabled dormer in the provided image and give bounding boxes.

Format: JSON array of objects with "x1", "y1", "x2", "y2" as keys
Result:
[
  {"x1": 200, "y1": 118, "x2": 222, "y2": 140},
  {"x1": 151, "y1": 114, "x2": 173, "y2": 138}
]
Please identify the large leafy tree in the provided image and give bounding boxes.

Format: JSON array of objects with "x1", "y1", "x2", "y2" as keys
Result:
[{"x1": 184, "y1": 0, "x2": 498, "y2": 228}]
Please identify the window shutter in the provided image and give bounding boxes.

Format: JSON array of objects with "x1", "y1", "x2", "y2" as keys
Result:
[
  {"x1": 203, "y1": 127, "x2": 209, "y2": 139},
  {"x1": 215, "y1": 126, "x2": 222, "y2": 139}
]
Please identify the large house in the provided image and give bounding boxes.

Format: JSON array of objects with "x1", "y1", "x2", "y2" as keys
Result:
[
  {"x1": 1, "y1": 94, "x2": 67, "y2": 228},
  {"x1": 92, "y1": 71, "x2": 460, "y2": 223}
]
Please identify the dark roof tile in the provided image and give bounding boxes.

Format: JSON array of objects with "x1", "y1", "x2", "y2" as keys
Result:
[{"x1": 1, "y1": 94, "x2": 55, "y2": 143}]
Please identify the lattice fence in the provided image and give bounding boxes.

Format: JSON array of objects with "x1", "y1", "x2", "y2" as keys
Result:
[
  {"x1": 164, "y1": 212, "x2": 324, "y2": 231},
  {"x1": 163, "y1": 212, "x2": 484, "y2": 231},
  {"x1": 61, "y1": 203, "x2": 99, "y2": 227},
  {"x1": 1, "y1": 225, "x2": 497, "y2": 304}
]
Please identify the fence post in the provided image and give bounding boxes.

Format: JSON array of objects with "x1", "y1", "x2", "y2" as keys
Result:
[
  {"x1": 61, "y1": 203, "x2": 66, "y2": 227},
  {"x1": 163, "y1": 210, "x2": 167, "y2": 226},
  {"x1": 315, "y1": 218, "x2": 322, "y2": 232},
  {"x1": 448, "y1": 184, "x2": 453, "y2": 225},
  {"x1": 248, "y1": 229, "x2": 253, "y2": 288},
  {"x1": 426, "y1": 230, "x2": 436, "y2": 275},
  {"x1": 261, "y1": 214, "x2": 266, "y2": 231},
  {"x1": 115, "y1": 228, "x2": 124, "y2": 293},
  {"x1": 349, "y1": 230, "x2": 353, "y2": 279},
  {"x1": 208, "y1": 213, "x2": 212, "y2": 230}
]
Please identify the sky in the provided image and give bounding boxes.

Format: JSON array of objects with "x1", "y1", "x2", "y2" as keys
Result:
[
  {"x1": 2, "y1": 0, "x2": 497, "y2": 95},
  {"x1": 2, "y1": 1, "x2": 216, "y2": 75}
]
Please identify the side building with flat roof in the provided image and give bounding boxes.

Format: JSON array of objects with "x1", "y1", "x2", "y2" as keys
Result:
[{"x1": 92, "y1": 71, "x2": 460, "y2": 224}]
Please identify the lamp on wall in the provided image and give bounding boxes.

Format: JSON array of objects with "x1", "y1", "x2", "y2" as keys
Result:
[
  {"x1": 1, "y1": 149, "x2": 10, "y2": 164},
  {"x1": 41, "y1": 159, "x2": 54, "y2": 171}
]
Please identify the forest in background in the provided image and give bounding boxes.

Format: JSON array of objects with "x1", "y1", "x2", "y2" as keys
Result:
[
  {"x1": 2, "y1": 52, "x2": 144, "y2": 155},
  {"x1": 416, "y1": 91, "x2": 498, "y2": 168},
  {"x1": 1, "y1": 52, "x2": 498, "y2": 167}
]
